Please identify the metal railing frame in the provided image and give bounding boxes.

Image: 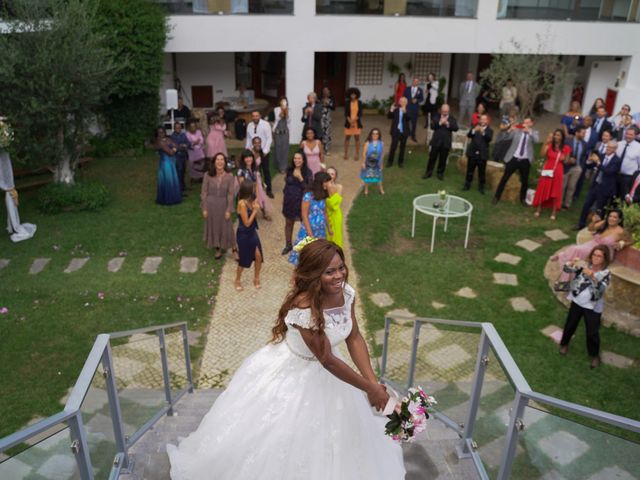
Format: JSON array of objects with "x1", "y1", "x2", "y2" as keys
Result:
[
  {"x1": 0, "y1": 321, "x2": 194, "y2": 479},
  {"x1": 379, "y1": 315, "x2": 640, "y2": 480}
]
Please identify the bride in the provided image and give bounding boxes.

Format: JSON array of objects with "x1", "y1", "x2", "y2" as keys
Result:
[{"x1": 167, "y1": 238, "x2": 405, "y2": 479}]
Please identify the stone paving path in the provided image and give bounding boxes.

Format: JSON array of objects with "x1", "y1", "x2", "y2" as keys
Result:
[{"x1": 197, "y1": 157, "x2": 367, "y2": 387}]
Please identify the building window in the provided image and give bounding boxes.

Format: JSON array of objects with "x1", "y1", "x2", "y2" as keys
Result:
[
  {"x1": 192, "y1": 85, "x2": 213, "y2": 108},
  {"x1": 235, "y1": 52, "x2": 252, "y2": 89},
  {"x1": 355, "y1": 53, "x2": 384, "y2": 85},
  {"x1": 412, "y1": 53, "x2": 442, "y2": 80},
  {"x1": 497, "y1": 0, "x2": 638, "y2": 22}
]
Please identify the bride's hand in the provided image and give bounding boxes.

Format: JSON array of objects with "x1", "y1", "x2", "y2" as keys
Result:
[{"x1": 367, "y1": 383, "x2": 389, "y2": 412}]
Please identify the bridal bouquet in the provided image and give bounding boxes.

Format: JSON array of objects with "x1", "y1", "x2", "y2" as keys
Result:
[{"x1": 384, "y1": 386, "x2": 436, "y2": 443}]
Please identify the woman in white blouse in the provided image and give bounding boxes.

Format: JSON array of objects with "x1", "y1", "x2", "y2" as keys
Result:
[{"x1": 272, "y1": 97, "x2": 292, "y2": 173}]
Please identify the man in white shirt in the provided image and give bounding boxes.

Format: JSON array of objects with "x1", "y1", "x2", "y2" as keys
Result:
[
  {"x1": 245, "y1": 110, "x2": 274, "y2": 197},
  {"x1": 616, "y1": 126, "x2": 640, "y2": 198}
]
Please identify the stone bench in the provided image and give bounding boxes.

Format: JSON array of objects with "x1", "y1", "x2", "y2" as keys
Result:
[{"x1": 456, "y1": 157, "x2": 522, "y2": 202}]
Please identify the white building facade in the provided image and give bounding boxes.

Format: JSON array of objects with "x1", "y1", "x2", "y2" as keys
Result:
[{"x1": 161, "y1": 0, "x2": 640, "y2": 140}]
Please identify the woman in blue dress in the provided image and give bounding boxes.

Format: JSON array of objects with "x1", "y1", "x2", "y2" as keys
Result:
[
  {"x1": 234, "y1": 180, "x2": 263, "y2": 291},
  {"x1": 360, "y1": 128, "x2": 385, "y2": 196},
  {"x1": 288, "y1": 171, "x2": 332, "y2": 266},
  {"x1": 154, "y1": 127, "x2": 182, "y2": 206}
]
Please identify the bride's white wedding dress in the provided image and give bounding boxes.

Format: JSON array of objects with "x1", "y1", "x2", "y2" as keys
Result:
[{"x1": 167, "y1": 283, "x2": 405, "y2": 479}]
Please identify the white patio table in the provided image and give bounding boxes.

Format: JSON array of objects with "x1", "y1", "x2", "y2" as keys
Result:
[{"x1": 411, "y1": 194, "x2": 473, "y2": 253}]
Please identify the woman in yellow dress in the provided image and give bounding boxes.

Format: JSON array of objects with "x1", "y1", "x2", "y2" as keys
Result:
[{"x1": 326, "y1": 166, "x2": 343, "y2": 248}]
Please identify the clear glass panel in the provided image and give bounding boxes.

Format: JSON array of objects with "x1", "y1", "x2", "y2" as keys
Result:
[
  {"x1": 381, "y1": 320, "x2": 415, "y2": 390},
  {"x1": 317, "y1": 0, "x2": 477, "y2": 16},
  {"x1": 80, "y1": 365, "x2": 119, "y2": 478},
  {"x1": 0, "y1": 427, "x2": 80, "y2": 480},
  {"x1": 411, "y1": 323, "x2": 480, "y2": 428},
  {"x1": 159, "y1": 0, "x2": 293, "y2": 15},
  {"x1": 165, "y1": 327, "x2": 189, "y2": 397},
  {"x1": 473, "y1": 347, "x2": 517, "y2": 479},
  {"x1": 497, "y1": 0, "x2": 636, "y2": 22},
  {"x1": 510, "y1": 405, "x2": 640, "y2": 479},
  {"x1": 111, "y1": 333, "x2": 167, "y2": 438}
]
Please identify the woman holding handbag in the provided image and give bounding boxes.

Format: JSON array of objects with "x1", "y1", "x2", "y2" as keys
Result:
[{"x1": 533, "y1": 129, "x2": 570, "y2": 220}]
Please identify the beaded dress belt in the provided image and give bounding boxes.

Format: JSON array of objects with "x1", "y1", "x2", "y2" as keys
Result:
[{"x1": 285, "y1": 337, "x2": 318, "y2": 362}]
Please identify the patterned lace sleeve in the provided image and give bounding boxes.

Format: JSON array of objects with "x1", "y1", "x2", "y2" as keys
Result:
[
  {"x1": 343, "y1": 283, "x2": 356, "y2": 311},
  {"x1": 284, "y1": 308, "x2": 313, "y2": 329}
]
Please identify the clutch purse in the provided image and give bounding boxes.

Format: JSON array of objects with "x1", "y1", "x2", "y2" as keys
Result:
[
  {"x1": 541, "y1": 169, "x2": 554, "y2": 178},
  {"x1": 372, "y1": 384, "x2": 401, "y2": 417}
]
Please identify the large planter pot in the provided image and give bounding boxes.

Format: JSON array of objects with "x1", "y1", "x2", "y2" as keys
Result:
[
  {"x1": 362, "y1": 108, "x2": 379, "y2": 116},
  {"x1": 615, "y1": 245, "x2": 640, "y2": 270}
]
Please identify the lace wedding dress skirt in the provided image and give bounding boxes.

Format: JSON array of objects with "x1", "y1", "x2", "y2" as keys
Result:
[{"x1": 167, "y1": 283, "x2": 405, "y2": 479}]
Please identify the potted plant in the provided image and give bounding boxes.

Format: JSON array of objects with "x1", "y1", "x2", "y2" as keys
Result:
[
  {"x1": 387, "y1": 60, "x2": 401, "y2": 76},
  {"x1": 362, "y1": 97, "x2": 381, "y2": 115},
  {"x1": 618, "y1": 203, "x2": 640, "y2": 270},
  {"x1": 436, "y1": 77, "x2": 447, "y2": 107}
]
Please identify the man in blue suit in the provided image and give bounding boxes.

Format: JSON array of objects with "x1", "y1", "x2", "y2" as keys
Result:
[
  {"x1": 575, "y1": 140, "x2": 622, "y2": 229},
  {"x1": 403, "y1": 77, "x2": 424, "y2": 143}
]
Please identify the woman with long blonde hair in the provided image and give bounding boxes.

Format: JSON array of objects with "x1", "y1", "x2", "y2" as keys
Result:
[{"x1": 168, "y1": 239, "x2": 405, "y2": 479}]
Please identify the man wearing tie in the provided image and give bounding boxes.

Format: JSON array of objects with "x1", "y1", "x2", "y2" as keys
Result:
[
  {"x1": 562, "y1": 125, "x2": 588, "y2": 209},
  {"x1": 403, "y1": 77, "x2": 424, "y2": 143},
  {"x1": 592, "y1": 106, "x2": 613, "y2": 141},
  {"x1": 463, "y1": 114, "x2": 493, "y2": 194},
  {"x1": 616, "y1": 126, "x2": 640, "y2": 198},
  {"x1": 245, "y1": 110, "x2": 274, "y2": 198},
  {"x1": 422, "y1": 104, "x2": 458, "y2": 180},
  {"x1": 459, "y1": 72, "x2": 480, "y2": 126},
  {"x1": 386, "y1": 97, "x2": 411, "y2": 168},
  {"x1": 492, "y1": 116, "x2": 540, "y2": 205},
  {"x1": 575, "y1": 140, "x2": 622, "y2": 229}
]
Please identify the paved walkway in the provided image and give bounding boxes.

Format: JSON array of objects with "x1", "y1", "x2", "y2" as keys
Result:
[{"x1": 198, "y1": 153, "x2": 368, "y2": 387}]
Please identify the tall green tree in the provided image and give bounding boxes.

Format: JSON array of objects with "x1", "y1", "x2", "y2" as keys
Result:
[
  {"x1": 95, "y1": 0, "x2": 168, "y2": 146},
  {"x1": 0, "y1": 0, "x2": 117, "y2": 184}
]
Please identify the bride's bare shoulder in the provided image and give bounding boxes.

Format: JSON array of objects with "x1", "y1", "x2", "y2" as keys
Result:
[{"x1": 291, "y1": 292, "x2": 311, "y2": 309}]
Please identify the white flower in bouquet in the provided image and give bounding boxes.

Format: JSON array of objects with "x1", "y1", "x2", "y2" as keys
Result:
[{"x1": 384, "y1": 386, "x2": 436, "y2": 444}]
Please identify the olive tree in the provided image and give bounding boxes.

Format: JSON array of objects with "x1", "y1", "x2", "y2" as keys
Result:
[{"x1": 0, "y1": 0, "x2": 117, "y2": 184}]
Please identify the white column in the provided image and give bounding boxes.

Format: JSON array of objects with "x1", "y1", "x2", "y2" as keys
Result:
[
  {"x1": 286, "y1": 48, "x2": 315, "y2": 143},
  {"x1": 615, "y1": 54, "x2": 640, "y2": 113}
]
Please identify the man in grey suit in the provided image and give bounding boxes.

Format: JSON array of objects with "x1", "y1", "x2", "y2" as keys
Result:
[
  {"x1": 492, "y1": 116, "x2": 540, "y2": 206},
  {"x1": 458, "y1": 72, "x2": 480, "y2": 126}
]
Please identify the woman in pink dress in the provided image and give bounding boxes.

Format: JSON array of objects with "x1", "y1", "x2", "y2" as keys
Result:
[
  {"x1": 301, "y1": 127, "x2": 323, "y2": 175},
  {"x1": 243, "y1": 138, "x2": 272, "y2": 220},
  {"x1": 533, "y1": 129, "x2": 570, "y2": 220},
  {"x1": 553, "y1": 209, "x2": 630, "y2": 284},
  {"x1": 206, "y1": 115, "x2": 228, "y2": 158},
  {"x1": 186, "y1": 120, "x2": 206, "y2": 183}
]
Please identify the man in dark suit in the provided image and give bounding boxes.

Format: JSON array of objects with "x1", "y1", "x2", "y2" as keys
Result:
[
  {"x1": 592, "y1": 106, "x2": 613, "y2": 141},
  {"x1": 562, "y1": 125, "x2": 588, "y2": 209},
  {"x1": 301, "y1": 92, "x2": 323, "y2": 139},
  {"x1": 422, "y1": 104, "x2": 458, "y2": 180},
  {"x1": 386, "y1": 97, "x2": 411, "y2": 168},
  {"x1": 403, "y1": 77, "x2": 424, "y2": 143},
  {"x1": 463, "y1": 114, "x2": 493, "y2": 194},
  {"x1": 575, "y1": 140, "x2": 622, "y2": 229},
  {"x1": 492, "y1": 116, "x2": 540, "y2": 205}
]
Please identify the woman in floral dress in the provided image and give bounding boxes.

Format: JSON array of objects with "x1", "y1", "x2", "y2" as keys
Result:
[{"x1": 360, "y1": 128, "x2": 385, "y2": 196}]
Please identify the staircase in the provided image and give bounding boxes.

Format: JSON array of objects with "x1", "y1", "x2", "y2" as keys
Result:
[{"x1": 120, "y1": 389, "x2": 479, "y2": 479}]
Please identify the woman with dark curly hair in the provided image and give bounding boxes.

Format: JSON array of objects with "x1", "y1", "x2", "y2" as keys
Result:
[
  {"x1": 167, "y1": 239, "x2": 405, "y2": 479},
  {"x1": 344, "y1": 87, "x2": 363, "y2": 161}
]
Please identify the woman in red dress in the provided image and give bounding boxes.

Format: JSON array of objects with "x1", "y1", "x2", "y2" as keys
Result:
[
  {"x1": 393, "y1": 73, "x2": 406, "y2": 106},
  {"x1": 533, "y1": 129, "x2": 571, "y2": 220}
]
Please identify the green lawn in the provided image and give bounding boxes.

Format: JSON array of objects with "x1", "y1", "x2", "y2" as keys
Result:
[
  {"x1": 0, "y1": 151, "x2": 224, "y2": 438},
  {"x1": 348, "y1": 146, "x2": 639, "y2": 430}
]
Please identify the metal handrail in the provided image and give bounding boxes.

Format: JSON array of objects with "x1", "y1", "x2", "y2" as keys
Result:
[
  {"x1": 380, "y1": 314, "x2": 640, "y2": 480},
  {"x1": 0, "y1": 321, "x2": 194, "y2": 479}
]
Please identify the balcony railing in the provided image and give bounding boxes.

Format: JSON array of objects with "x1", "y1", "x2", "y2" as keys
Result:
[
  {"x1": 159, "y1": 0, "x2": 294, "y2": 15},
  {"x1": 0, "y1": 322, "x2": 194, "y2": 479},
  {"x1": 379, "y1": 315, "x2": 640, "y2": 479},
  {"x1": 497, "y1": 0, "x2": 640, "y2": 22},
  {"x1": 317, "y1": 0, "x2": 477, "y2": 17}
]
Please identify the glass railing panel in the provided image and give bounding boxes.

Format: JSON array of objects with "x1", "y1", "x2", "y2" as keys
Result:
[
  {"x1": 497, "y1": 0, "x2": 636, "y2": 22},
  {"x1": 0, "y1": 426, "x2": 80, "y2": 480},
  {"x1": 381, "y1": 319, "x2": 415, "y2": 390},
  {"x1": 473, "y1": 346, "x2": 517, "y2": 479},
  {"x1": 317, "y1": 0, "x2": 477, "y2": 16},
  {"x1": 164, "y1": 327, "x2": 189, "y2": 397},
  {"x1": 80, "y1": 365, "x2": 119, "y2": 478},
  {"x1": 508, "y1": 404, "x2": 640, "y2": 479},
  {"x1": 111, "y1": 333, "x2": 167, "y2": 438},
  {"x1": 411, "y1": 323, "x2": 480, "y2": 428},
  {"x1": 159, "y1": 0, "x2": 293, "y2": 15}
]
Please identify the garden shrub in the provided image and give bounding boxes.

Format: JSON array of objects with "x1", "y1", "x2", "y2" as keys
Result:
[{"x1": 37, "y1": 181, "x2": 111, "y2": 214}]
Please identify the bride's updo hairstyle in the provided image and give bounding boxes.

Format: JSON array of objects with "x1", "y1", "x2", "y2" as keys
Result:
[{"x1": 271, "y1": 239, "x2": 348, "y2": 343}]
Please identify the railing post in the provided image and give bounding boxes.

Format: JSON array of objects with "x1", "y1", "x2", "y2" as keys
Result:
[
  {"x1": 406, "y1": 320, "x2": 422, "y2": 390},
  {"x1": 158, "y1": 329, "x2": 174, "y2": 416},
  {"x1": 496, "y1": 391, "x2": 528, "y2": 480},
  {"x1": 379, "y1": 317, "x2": 392, "y2": 379},
  {"x1": 457, "y1": 329, "x2": 490, "y2": 459},
  {"x1": 68, "y1": 412, "x2": 94, "y2": 480},
  {"x1": 102, "y1": 344, "x2": 130, "y2": 470},
  {"x1": 181, "y1": 323, "x2": 194, "y2": 393}
]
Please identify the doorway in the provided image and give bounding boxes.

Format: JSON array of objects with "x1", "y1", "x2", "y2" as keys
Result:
[{"x1": 315, "y1": 53, "x2": 348, "y2": 106}]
